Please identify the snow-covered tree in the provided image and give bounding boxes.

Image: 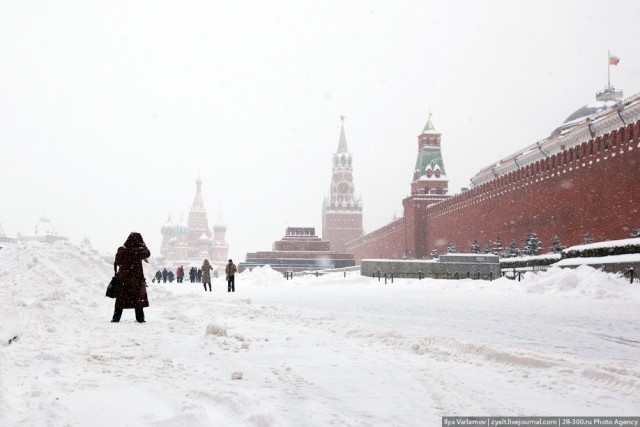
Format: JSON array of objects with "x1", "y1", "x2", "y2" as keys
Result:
[
  {"x1": 447, "y1": 244, "x2": 456, "y2": 254},
  {"x1": 523, "y1": 229, "x2": 541, "y2": 256},
  {"x1": 631, "y1": 229, "x2": 640, "y2": 238},
  {"x1": 493, "y1": 234, "x2": 504, "y2": 256},
  {"x1": 549, "y1": 234, "x2": 565, "y2": 254},
  {"x1": 483, "y1": 241, "x2": 493, "y2": 254},
  {"x1": 470, "y1": 239, "x2": 480, "y2": 254},
  {"x1": 431, "y1": 249, "x2": 439, "y2": 260},
  {"x1": 582, "y1": 233, "x2": 593, "y2": 245},
  {"x1": 509, "y1": 240, "x2": 520, "y2": 258}
]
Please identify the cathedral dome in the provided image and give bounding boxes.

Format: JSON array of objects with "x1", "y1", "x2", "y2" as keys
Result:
[
  {"x1": 213, "y1": 213, "x2": 227, "y2": 232},
  {"x1": 161, "y1": 216, "x2": 176, "y2": 235},
  {"x1": 175, "y1": 217, "x2": 189, "y2": 235}
]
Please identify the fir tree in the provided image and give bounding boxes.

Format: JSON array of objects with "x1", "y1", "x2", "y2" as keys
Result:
[
  {"x1": 524, "y1": 229, "x2": 541, "y2": 256},
  {"x1": 582, "y1": 233, "x2": 593, "y2": 245},
  {"x1": 470, "y1": 239, "x2": 480, "y2": 254},
  {"x1": 509, "y1": 240, "x2": 520, "y2": 258},
  {"x1": 431, "y1": 249, "x2": 439, "y2": 260},
  {"x1": 483, "y1": 241, "x2": 493, "y2": 254},
  {"x1": 549, "y1": 234, "x2": 565, "y2": 253},
  {"x1": 447, "y1": 244, "x2": 456, "y2": 254},
  {"x1": 631, "y1": 229, "x2": 640, "y2": 238},
  {"x1": 493, "y1": 234, "x2": 504, "y2": 256}
]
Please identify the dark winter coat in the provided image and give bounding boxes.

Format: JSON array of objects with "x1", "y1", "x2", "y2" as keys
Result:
[
  {"x1": 225, "y1": 262, "x2": 237, "y2": 277},
  {"x1": 201, "y1": 260, "x2": 213, "y2": 283},
  {"x1": 114, "y1": 232, "x2": 150, "y2": 310}
]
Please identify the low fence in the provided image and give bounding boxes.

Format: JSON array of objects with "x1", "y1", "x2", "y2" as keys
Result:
[
  {"x1": 501, "y1": 265, "x2": 549, "y2": 281},
  {"x1": 282, "y1": 265, "x2": 360, "y2": 280},
  {"x1": 501, "y1": 265, "x2": 640, "y2": 283},
  {"x1": 370, "y1": 270, "x2": 494, "y2": 284}
]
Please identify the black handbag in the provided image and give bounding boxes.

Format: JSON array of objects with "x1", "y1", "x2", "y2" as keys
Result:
[{"x1": 106, "y1": 263, "x2": 120, "y2": 298}]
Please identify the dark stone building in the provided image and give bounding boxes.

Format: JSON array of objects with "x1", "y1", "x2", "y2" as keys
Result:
[{"x1": 240, "y1": 227, "x2": 355, "y2": 272}]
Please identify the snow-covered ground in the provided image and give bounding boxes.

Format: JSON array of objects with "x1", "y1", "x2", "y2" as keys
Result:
[{"x1": 1, "y1": 241, "x2": 639, "y2": 426}]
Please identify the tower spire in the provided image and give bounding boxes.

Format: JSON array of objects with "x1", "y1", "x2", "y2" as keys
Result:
[
  {"x1": 422, "y1": 111, "x2": 436, "y2": 133},
  {"x1": 337, "y1": 115, "x2": 348, "y2": 153},
  {"x1": 191, "y1": 175, "x2": 205, "y2": 212}
]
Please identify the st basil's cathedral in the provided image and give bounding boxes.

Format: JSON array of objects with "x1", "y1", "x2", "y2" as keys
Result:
[{"x1": 158, "y1": 176, "x2": 229, "y2": 273}]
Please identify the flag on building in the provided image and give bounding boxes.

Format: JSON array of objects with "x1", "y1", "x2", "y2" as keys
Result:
[{"x1": 609, "y1": 55, "x2": 620, "y2": 66}]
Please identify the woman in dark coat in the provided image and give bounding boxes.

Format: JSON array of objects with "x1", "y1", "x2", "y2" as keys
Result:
[
  {"x1": 201, "y1": 259, "x2": 213, "y2": 292},
  {"x1": 112, "y1": 232, "x2": 150, "y2": 323}
]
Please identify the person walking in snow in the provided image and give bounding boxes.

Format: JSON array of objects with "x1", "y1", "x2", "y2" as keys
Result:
[
  {"x1": 197, "y1": 268, "x2": 202, "y2": 283},
  {"x1": 225, "y1": 259, "x2": 237, "y2": 292},
  {"x1": 162, "y1": 268, "x2": 168, "y2": 283},
  {"x1": 154, "y1": 270, "x2": 162, "y2": 283},
  {"x1": 111, "y1": 232, "x2": 150, "y2": 323},
  {"x1": 201, "y1": 259, "x2": 213, "y2": 292}
]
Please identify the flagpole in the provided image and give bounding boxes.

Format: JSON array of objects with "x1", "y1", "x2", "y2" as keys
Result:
[{"x1": 607, "y1": 49, "x2": 611, "y2": 90}]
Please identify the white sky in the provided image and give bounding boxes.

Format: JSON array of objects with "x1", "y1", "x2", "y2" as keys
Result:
[{"x1": 1, "y1": 0, "x2": 639, "y2": 259}]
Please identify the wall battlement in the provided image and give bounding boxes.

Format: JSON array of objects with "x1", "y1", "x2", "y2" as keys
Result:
[
  {"x1": 347, "y1": 119, "x2": 640, "y2": 262},
  {"x1": 427, "y1": 120, "x2": 639, "y2": 220}
]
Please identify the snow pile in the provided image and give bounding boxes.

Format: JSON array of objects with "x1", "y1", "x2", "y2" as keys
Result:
[
  {"x1": 554, "y1": 253, "x2": 640, "y2": 266},
  {"x1": 0, "y1": 307, "x2": 21, "y2": 347},
  {"x1": 1, "y1": 241, "x2": 639, "y2": 425},
  {"x1": 205, "y1": 322, "x2": 228, "y2": 337},
  {"x1": 238, "y1": 264, "x2": 286, "y2": 285},
  {"x1": 520, "y1": 265, "x2": 638, "y2": 298},
  {"x1": 562, "y1": 237, "x2": 640, "y2": 253},
  {"x1": 0, "y1": 240, "x2": 114, "y2": 324}
]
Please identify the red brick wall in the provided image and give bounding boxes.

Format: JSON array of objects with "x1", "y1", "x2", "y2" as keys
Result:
[
  {"x1": 347, "y1": 218, "x2": 405, "y2": 263},
  {"x1": 423, "y1": 120, "x2": 640, "y2": 256},
  {"x1": 347, "y1": 120, "x2": 640, "y2": 261}
]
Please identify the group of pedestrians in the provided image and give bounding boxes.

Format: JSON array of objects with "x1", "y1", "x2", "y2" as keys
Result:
[
  {"x1": 188, "y1": 266, "x2": 203, "y2": 283},
  {"x1": 110, "y1": 232, "x2": 238, "y2": 323},
  {"x1": 200, "y1": 258, "x2": 237, "y2": 292}
]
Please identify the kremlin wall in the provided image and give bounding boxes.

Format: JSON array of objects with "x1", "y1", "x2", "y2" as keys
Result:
[{"x1": 346, "y1": 87, "x2": 640, "y2": 262}]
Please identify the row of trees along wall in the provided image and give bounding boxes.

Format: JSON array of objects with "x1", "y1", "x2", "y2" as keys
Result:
[{"x1": 424, "y1": 119, "x2": 640, "y2": 256}]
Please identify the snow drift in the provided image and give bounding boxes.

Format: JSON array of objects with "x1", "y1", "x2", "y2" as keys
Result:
[{"x1": 1, "y1": 241, "x2": 639, "y2": 426}]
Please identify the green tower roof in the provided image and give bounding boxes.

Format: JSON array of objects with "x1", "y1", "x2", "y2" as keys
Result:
[{"x1": 415, "y1": 148, "x2": 447, "y2": 177}]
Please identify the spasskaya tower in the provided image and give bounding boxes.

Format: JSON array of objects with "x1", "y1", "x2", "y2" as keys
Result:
[{"x1": 322, "y1": 116, "x2": 363, "y2": 252}]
